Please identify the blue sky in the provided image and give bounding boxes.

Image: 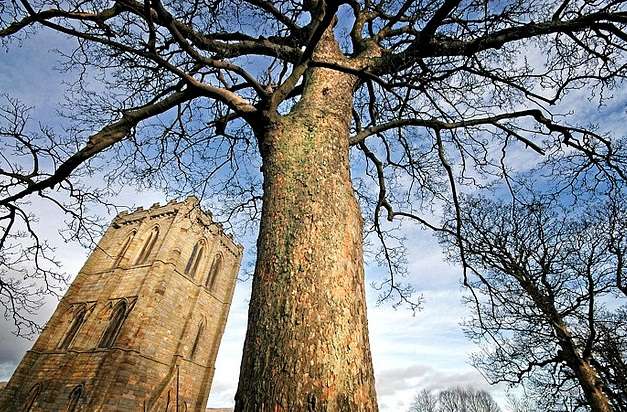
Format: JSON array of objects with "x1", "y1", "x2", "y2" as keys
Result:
[{"x1": 2, "y1": 18, "x2": 626, "y2": 412}]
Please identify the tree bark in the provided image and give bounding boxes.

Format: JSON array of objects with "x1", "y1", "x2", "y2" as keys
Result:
[
  {"x1": 234, "y1": 62, "x2": 378, "y2": 411},
  {"x1": 574, "y1": 361, "x2": 613, "y2": 412},
  {"x1": 556, "y1": 329, "x2": 613, "y2": 412}
]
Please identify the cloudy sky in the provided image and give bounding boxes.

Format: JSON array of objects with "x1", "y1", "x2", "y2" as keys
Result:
[
  {"x1": 0, "y1": 205, "x2": 498, "y2": 412},
  {"x1": 204, "y1": 225, "x2": 503, "y2": 411},
  {"x1": 0, "y1": 28, "x2": 508, "y2": 412},
  {"x1": 2, "y1": 18, "x2": 626, "y2": 412}
]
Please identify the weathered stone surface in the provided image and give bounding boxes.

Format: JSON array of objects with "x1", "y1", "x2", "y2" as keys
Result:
[{"x1": 0, "y1": 198, "x2": 242, "y2": 411}]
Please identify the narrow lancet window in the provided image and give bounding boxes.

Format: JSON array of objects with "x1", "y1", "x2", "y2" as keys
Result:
[
  {"x1": 191, "y1": 246, "x2": 204, "y2": 277},
  {"x1": 23, "y1": 383, "x2": 41, "y2": 411},
  {"x1": 113, "y1": 231, "x2": 135, "y2": 268},
  {"x1": 205, "y1": 253, "x2": 222, "y2": 290},
  {"x1": 66, "y1": 385, "x2": 82, "y2": 412},
  {"x1": 135, "y1": 227, "x2": 159, "y2": 265},
  {"x1": 98, "y1": 300, "x2": 128, "y2": 348},
  {"x1": 190, "y1": 319, "x2": 205, "y2": 360},
  {"x1": 184, "y1": 241, "x2": 205, "y2": 278},
  {"x1": 59, "y1": 306, "x2": 87, "y2": 350}
]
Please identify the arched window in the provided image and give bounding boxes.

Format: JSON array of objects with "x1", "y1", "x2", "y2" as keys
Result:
[
  {"x1": 98, "y1": 300, "x2": 128, "y2": 348},
  {"x1": 205, "y1": 253, "x2": 222, "y2": 290},
  {"x1": 184, "y1": 241, "x2": 205, "y2": 278},
  {"x1": 190, "y1": 319, "x2": 205, "y2": 360},
  {"x1": 112, "y1": 231, "x2": 135, "y2": 268},
  {"x1": 23, "y1": 383, "x2": 41, "y2": 411},
  {"x1": 59, "y1": 306, "x2": 87, "y2": 350},
  {"x1": 66, "y1": 385, "x2": 82, "y2": 412},
  {"x1": 135, "y1": 227, "x2": 159, "y2": 265}
]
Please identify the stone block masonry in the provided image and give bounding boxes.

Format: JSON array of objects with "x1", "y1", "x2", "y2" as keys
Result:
[{"x1": 0, "y1": 197, "x2": 242, "y2": 412}]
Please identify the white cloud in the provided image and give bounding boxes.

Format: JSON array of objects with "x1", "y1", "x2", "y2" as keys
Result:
[
  {"x1": 375, "y1": 363, "x2": 495, "y2": 408},
  {"x1": 206, "y1": 282, "x2": 250, "y2": 408},
  {"x1": 367, "y1": 287, "x2": 494, "y2": 411},
  {"x1": 205, "y1": 285, "x2": 490, "y2": 411}
]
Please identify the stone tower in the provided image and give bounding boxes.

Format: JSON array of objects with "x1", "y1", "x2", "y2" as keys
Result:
[{"x1": 0, "y1": 197, "x2": 242, "y2": 411}]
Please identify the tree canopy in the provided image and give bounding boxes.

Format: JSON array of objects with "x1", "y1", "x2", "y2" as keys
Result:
[{"x1": 2, "y1": 0, "x2": 626, "y2": 335}]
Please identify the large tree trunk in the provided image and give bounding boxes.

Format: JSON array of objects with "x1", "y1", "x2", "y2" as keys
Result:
[{"x1": 234, "y1": 60, "x2": 378, "y2": 411}]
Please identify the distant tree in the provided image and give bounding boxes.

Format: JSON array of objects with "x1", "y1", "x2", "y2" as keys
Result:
[
  {"x1": 439, "y1": 387, "x2": 501, "y2": 412},
  {"x1": 440, "y1": 196, "x2": 627, "y2": 412},
  {"x1": 410, "y1": 390, "x2": 438, "y2": 412},
  {"x1": 409, "y1": 387, "x2": 501, "y2": 412}
]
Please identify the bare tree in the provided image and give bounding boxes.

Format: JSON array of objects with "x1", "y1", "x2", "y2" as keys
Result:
[
  {"x1": 439, "y1": 387, "x2": 501, "y2": 412},
  {"x1": 440, "y1": 196, "x2": 627, "y2": 412},
  {"x1": 0, "y1": 96, "x2": 114, "y2": 337},
  {"x1": 410, "y1": 390, "x2": 439, "y2": 412},
  {"x1": 1, "y1": 0, "x2": 627, "y2": 409},
  {"x1": 409, "y1": 387, "x2": 500, "y2": 412}
]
